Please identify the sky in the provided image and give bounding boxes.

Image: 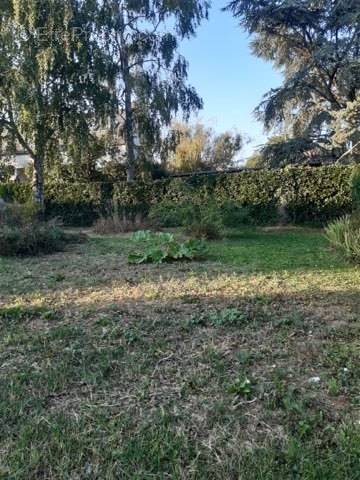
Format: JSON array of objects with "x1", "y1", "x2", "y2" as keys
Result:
[{"x1": 179, "y1": 0, "x2": 282, "y2": 161}]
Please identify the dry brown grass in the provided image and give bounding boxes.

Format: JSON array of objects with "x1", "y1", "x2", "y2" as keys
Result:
[{"x1": 93, "y1": 212, "x2": 150, "y2": 234}]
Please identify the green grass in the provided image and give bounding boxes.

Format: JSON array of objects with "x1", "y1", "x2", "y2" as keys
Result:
[
  {"x1": 1, "y1": 226, "x2": 360, "y2": 479},
  {"x1": 208, "y1": 227, "x2": 346, "y2": 271}
]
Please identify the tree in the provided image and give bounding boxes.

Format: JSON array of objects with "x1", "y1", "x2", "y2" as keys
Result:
[
  {"x1": 333, "y1": 95, "x2": 360, "y2": 162},
  {"x1": 167, "y1": 122, "x2": 243, "y2": 173},
  {"x1": 96, "y1": 0, "x2": 209, "y2": 182},
  {"x1": 0, "y1": 156, "x2": 13, "y2": 182},
  {"x1": 0, "y1": 0, "x2": 114, "y2": 208},
  {"x1": 245, "y1": 150, "x2": 264, "y2": 169},
  {"x1": 227, "y1": 0, "x2": 360, "y2": 160},
  {"x1": 211, "y1": 131, "x2": 244, "y2": 170},
  {"x1": 245, "y1": 134, "x2": 333, "y2": 169}
]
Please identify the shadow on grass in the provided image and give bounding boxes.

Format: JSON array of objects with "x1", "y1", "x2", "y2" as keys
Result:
[
  {"x1": 1, "y1": 284, "x2": 360, "y2": 479},
  {"x1": 0, "y1": 227, "x2": 356, "y2": 303}
]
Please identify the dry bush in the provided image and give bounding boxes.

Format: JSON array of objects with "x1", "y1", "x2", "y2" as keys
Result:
[
  {"x1": 185, "y1": 221, "x2": 223, "y2": 240},
  {"x1": 93, "y1": 212, "x2": 149, "y2": 234}
]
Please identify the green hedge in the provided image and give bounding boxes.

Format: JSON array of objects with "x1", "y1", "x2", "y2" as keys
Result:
[
  {"x1": 351, "y1": 165, "x2": 360, "y2": 210},
  {"x1": 0, "y1": 165, "x2": 354, "y2": 226},
  {"x1": 0, "y1": 183, "x2": 32, "y2": 204},
  {"x1": 44, "y1": 182, "x2": 113, "y2": 226},
  {"x1": 0, "y1": 182, "x2": 108, "y2": 226}
]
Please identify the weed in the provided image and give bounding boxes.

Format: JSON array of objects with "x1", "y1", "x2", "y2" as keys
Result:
[
  {"x1": 189, "y1": 308, "x2": 248, "y2": 328},
  {"x1": 123, "y1": 327, "x2": 141, "y2": 345},
  {"x1": 208, "y1": 308, "x2": 248, "y2": 327},
  {"x1": 327, "y1": 377, "x2": 342, "y2": 397},
  {"x1": 227, "y1": 376, "x2": 254, "y2": 398},
  {"x1": 128, "y1": 231, "x2": 207, "y2": 264}
]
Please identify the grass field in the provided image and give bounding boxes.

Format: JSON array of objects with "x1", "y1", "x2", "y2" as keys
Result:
[{"x1": 1, "y1": 227, "x2": 360, "y2": 479}]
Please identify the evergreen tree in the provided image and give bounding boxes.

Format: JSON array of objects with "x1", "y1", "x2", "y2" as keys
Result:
[
  {"x1": 227, "y1": 0, "x2": 360, "y2": 161},
  {"x1": 333, "y1": 95, "x2": 360, "y2": 162}
]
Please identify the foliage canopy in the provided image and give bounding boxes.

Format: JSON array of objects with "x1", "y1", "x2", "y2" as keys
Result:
[{"x1": 227, "y1": 0, "x2": 360, "y2": 163}]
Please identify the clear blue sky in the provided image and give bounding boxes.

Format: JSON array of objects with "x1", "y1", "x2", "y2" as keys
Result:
[{"x1": 180, "y1": 1, "x2": 282, "y2": 161}]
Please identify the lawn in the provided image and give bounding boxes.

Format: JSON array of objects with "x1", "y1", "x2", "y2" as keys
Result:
[{"x1": 1, "y1": 227, "x2": 360, "y2": 479}]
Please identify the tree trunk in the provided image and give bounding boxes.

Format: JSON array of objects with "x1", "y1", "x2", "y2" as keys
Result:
[
  {"x1": 124, "y1": 78, "x2": 136, "y2": 182},
  {"x1": 32, "y1": 156, "x2": 45, "y2": 212},
  {"x1": 118, "y1": 7, "x2": 136, "y2": 183}
]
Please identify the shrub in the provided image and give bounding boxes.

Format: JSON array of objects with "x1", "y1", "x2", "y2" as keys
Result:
[
  {"x1": 0, "y1": 202, "x2": 38, "y2": 227},
  {"x1": 185, "y1": 202, "x2": 223, "y2": 240},
  {"x1": 219, "y1": 201, "x2": 279, "y2": 227},
  {"x1": 351, "y1": 165, "x2": 360, "y2": 209},
  {"x1": 0, "y1": 221, "x2": 64, "y2": 256},
  {"x1": 325, "y1": 215, "x2": 360, "y2": 262},
  {"x1": 145, "y1": 166, "x2": 353, "y2": 226},
  {"x1": 128, "y1": 231, "x2": 207, "y2": 264},
  {"x1": 0, "y1": 182, "x2": 32, "y2": 203},
  {"x1": 44, "y1": 182, "x2": 108, "y2": 226},
  {"x1": 149, "y1": 199, "x2": 223, "y2": 239},
  {"x1": 0, "y1": 203, "x2": 85, "y2": 256},
  {"x1": 220, "y1": 201, "x2": 251, "y2": 227},
  {"x1": 149, "y1": 201, "x2": 194, "y2": 228}
]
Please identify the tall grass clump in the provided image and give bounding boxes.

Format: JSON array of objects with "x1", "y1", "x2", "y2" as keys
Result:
[
  {"x1": 325, "y1": 167, "x2": 360, "y2": 262},
  {"x1": 93, "y1": 199, "x2": 149, "y2": 234},
  {"x1": 325, "y1": 216, "x2": 360, "y2": 261},
  {"x1": 93, "y1": 212, "x2": 148, "y2": 234}
]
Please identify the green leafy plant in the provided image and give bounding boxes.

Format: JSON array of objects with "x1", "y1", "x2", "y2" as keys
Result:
[
  {"x1": 208, "y1": 308, "x2": 248, "y2": 327},
  {"x1": 227, "y1": 376, "x2": 253, "y2": 398},
  {"x1": 128, "y1": 231, "x2": 207, "y2": 264},
  {"x1": 149, "y1": 201, "x2": 195, "y2": 228},
  {"x1": 131, "y1": 230, "x2": 174, "y2": 243},
  {"x1": 325, "y1": 215, "x2": 360, "y2": 261}
]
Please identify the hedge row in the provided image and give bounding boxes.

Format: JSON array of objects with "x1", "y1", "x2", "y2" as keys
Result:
[{"x1": 0, "y1": 165, "x2": 354, "y2": 226}]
